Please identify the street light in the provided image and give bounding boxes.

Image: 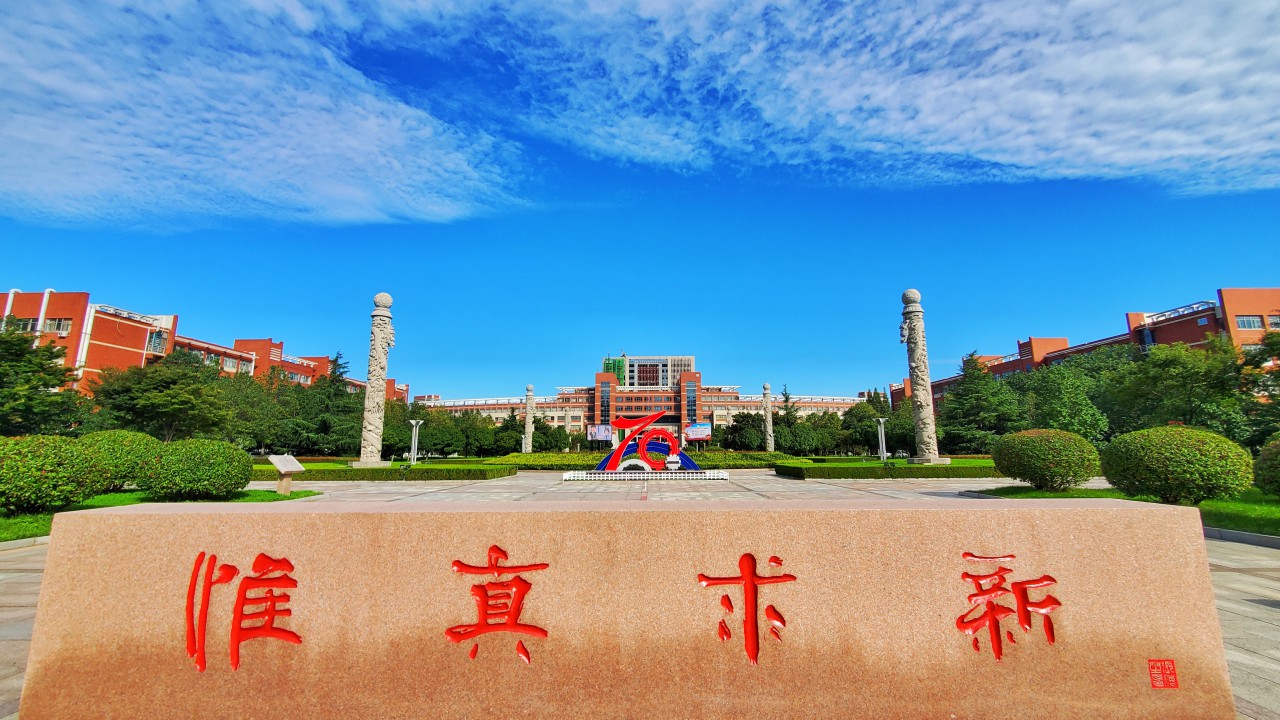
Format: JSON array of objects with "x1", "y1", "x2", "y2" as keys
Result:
[
  {"x1": 875, "y1": 417, "x2": 889, "y2": 462},
  {"x1": 409, "y1": 419, "x2": 424, "y2": 465}
]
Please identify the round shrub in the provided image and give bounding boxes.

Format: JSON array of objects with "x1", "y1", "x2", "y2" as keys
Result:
[
  {"x1": 139, "y1": 440, "x2": 251, "y2": 500},
  {"x1": 992, "y1": 429, "x2": 1100, "y2": 491},
  {"x1": 77, "y1": 430, "x2": 162, "y2": 493},
  {"x1": 1101, "y1": 426, "x2": 1253, "y2": 505},
  {"x1": 0, "y1": 435, "x2": 94, "y2": 513},
  {"x1": 1255, "y1": 439, "x2": 1280, "y2": 498}
]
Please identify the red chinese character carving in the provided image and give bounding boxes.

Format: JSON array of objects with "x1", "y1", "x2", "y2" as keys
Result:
[
  {"x1": 230, "y1": 554, "x2": 303, "y2": 670},
  {"x1": 698, "y1": 553, "x2": 796, "y2": 665},
  {"x1": 445, "y1": 545, "x2": 549, "y2": 663},
  {"x1": 956, "y1": 552, "x2": 1060, "y2": 661},
  {"x1": 185, "y1": 551, "x2": 301, "y2": 672},
  {"x1": 186, "y1": 552, "x2": 238, "y2": 672}
]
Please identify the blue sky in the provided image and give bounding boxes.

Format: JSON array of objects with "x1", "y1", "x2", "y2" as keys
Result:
[{"x1": 1, "y1": 1, "x2": 1278, "y2": 399}]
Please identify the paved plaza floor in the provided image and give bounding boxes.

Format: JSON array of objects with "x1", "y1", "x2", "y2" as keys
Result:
[{"x1": 0, "y1": 471, "x2": 1276, "y2": 718}]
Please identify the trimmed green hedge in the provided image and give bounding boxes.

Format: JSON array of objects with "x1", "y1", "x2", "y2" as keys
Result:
[
  {"x1": 1256, "y1": 439, "x2": 1280, "y2": 498},
  {"x1": 252, "y1": 455, "x2": 358, "y2": 465},
  {"x1": 78, "y1": 430, "x2": 163, "y2": 493},
  {"x1": 139, "y1": 439, "x2": 252, "y2": 500},
  {"x1": 775, "y1": 463, "x2": 1004, "y2": 479},
  {"x1": 691, "y1": 452, "x2": 807, "y2": 469},
  {"x1": 480, "y1": 451, "x2": 805, "y2": 470},
  {"x1": 1101, "y1": 426, "x2": 1253, "y2": 505},
  {"x1": 992, "y1": 429, "x2": 1099, "y2": 491},
  {"x1": 0, "y1": 435, "x2": 95, "y2": 513},
  {"x1": 250, "y1": 465, "x2": 516, "y2": 481}
]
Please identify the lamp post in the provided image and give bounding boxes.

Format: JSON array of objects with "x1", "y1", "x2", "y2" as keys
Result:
[
  {"x1": 875, "y1": 417, "x2": 889, "y2": 462},
  {"x1": 409, "y1": 419, "x2": 424, "y2": 465}
]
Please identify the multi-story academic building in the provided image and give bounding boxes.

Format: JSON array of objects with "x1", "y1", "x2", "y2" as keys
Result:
[
  {"x1": 890, "y1": 287, "x2": 1280, "y2": 410},
  {"x1": 414, "y1": 354, "x2": 865, "y2": 438},
  {"x1": 3, "y1": 288, "x2": 408, "y2": 401}
]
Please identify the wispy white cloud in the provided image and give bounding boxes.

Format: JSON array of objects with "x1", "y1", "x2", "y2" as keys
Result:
[
  {"x1": 0, "y1": 1, "x2": 521, "y2": 225},
  {"x1": 1, "y1": 0, "x2": 1277, "y2": 225},
  {"x1": 376, "y1": 0, "x2": 1280, "y2": 191}
]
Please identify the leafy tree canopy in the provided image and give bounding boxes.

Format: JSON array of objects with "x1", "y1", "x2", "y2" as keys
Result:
[{"x1": 0, "y1": 317, "x2": 79, "y2": 436}]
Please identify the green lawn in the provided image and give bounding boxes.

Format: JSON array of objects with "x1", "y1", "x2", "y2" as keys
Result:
[
  {"x1": 0, "y1": 490, "x2": 322, "y2": 543},
  {"x1": 981, "y1": 485, "x2": 1280, "y2": 537}
]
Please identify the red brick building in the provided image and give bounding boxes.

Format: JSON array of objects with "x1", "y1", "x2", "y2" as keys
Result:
[
  {"x1": 4, "y1": 289, "x2": 177, "y2": 392},
  {"x1": 171, "y1": 335, "x2": 256, "y2": 377},
  {"x1": 890, "y1": 287, "x2": 1280, "y2": 409},
  {"x1": 415, "y1": 355, "x2": 865, "y2": 439},
  {"x1": 4, "y1": 289, "x2": 407, "y2": 401}
]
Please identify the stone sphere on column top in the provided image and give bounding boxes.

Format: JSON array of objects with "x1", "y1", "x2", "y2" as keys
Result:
[
  {"x1": 373, "y1": 292, "x2": 393, "y2": 308},
  {"x1": 526, "y1": 384, "x2": 534, "y2": 392},
  {"x1": 763, "y1": 383, "x2": 771, "y2": 392},
  {"x1": 902, "y1": 289, "x2": 921, "y2": 305}
]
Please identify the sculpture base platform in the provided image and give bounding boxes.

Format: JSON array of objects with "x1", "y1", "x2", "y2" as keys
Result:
[
  {"x1": 21, "y1": 499, "x2": 1235, "y2": 719},
  {"x1": 907, "y1": 456, "x2": 952, "y2": 465},
  {"x1": 562, "y1": 470, "x2": 730, "y2": 481},
  {"x1": 348, "y1": 461, "x2": 392, "y2": 468}
]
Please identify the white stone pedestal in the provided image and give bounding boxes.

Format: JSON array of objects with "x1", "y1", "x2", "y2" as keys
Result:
[{"x1": 907, "y1": 456, "x2": 952, "y2": 465}]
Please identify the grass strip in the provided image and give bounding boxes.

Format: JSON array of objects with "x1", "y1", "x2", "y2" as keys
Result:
[
  {"x1": 980, "y1": 486, "x2": 1280, "y2": 537},
  {"x1": 250, "y1": 465, "x2": 516, "y2": 481},
  {"x1": 0, "y1": 490, "x2": 322, "y2": 543},
  {"x1": 775, "y1": 462, "x2": 1002, "y2": 479}
]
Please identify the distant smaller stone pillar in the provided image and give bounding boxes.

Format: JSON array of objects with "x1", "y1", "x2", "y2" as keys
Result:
[
  {"x1": 900, "y1": 289, "x2": 949, "y2": 465},
  {"x1": 522, "y1": 384, "x2": 535, "y2": 454},
  {"x1": 762, "y1": 382, "x2": 775, "y2": 452}
]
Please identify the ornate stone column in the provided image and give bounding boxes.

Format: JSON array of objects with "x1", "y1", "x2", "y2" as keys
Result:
[
  {"x1": 522, "y1": 384, "x2": 535, "y2": 454},
  {"x1": 353, "y1": 293, "x2": 394, "y2": 468},
  {"x1": 900, "y1": 289, "x2": 949, "y2": 465},
  {"x1": 762, "y1": 382, "x2": 774, "y2": 452}
]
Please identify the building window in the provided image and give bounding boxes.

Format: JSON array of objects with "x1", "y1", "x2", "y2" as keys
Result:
[
  {"x1": 1269, "y1": 315, "x2": 1280, "y2": 329},
  {"x1": 12, "y1": 318, "x2": 38, "y2": 333},
  {"x1": 222, "y1": 357, "x2": 238, "y2": 372},
  {"x1": 1236, "y1": 315, "x2": 1264, "y2": 330},
  {"x1": 238, "y1": 359, "x2": 253, "y2": 373},
  {"x1": 205, "y1": 354, "x2": 221, "y2": 367},
  {"x1": 146, "y1": 330, "x2": 168, "y2": 354},
  {"x1": 41, "y1": 318, "x2": 72, "y2": 334},
  {"x1": 1197, "y1": 317, "x2": 1209, "y2": 326}
]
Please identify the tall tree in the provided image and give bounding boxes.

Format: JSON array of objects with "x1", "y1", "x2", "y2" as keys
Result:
[
  {"x1": 456, "y1": 410, "x2": 496, "y2": 457},
  {"x1": 1098, "y1": 338, "x2": 1248, "y2": 441},
  {"x1": 937, "y1": 353, "x2": 1023, "y2": 453},
  {"x1": 1010, "y1": 365, "x2": 1108, "y2": 442},
  {"x1": 883, "y1": 401, "x2": 919, "y2": 455},
  {"x1": 279, "y1": 352, "x2": 363, "y2": 455},
  {"x1": 92, "y1": 350, "x2": 229, "y2": 441},
  {"x1": 217, "y1": 371, "x2": 284, "y2": 451},
  {"x1": 0, "y1": 317, "x2": 79, "y2": 436},
  {"x1": 380, "y1": 396, "x2": 414, "y2": 459},
  {"x1": 778, "y1": 384, "x2": 799, "y2": 428},
  {"x1": 534, "y1": 419, "x2": 570, "y2": 452},
  {"x1": 1241, "y1": 331, "x2": 1280, "y2": 447},
  {"x1": 841, "y1": 403, "x2": 880, "y2": 451},
  {"x1": 865, "y1": 389, "x2": 892, "y2": 416},
  {"x1": 421, "y1": 409, "x2": 463, "y2": 457},
  {"x1": 724, "y1": 412, "x2": 765, "y2": 450}
]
